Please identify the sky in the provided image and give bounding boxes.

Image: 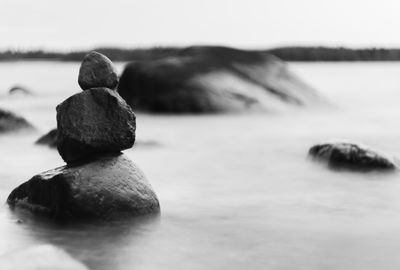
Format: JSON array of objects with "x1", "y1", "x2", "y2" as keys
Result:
[{"x1": 1, "y1": 0, "x2": 400, "y2": 51}]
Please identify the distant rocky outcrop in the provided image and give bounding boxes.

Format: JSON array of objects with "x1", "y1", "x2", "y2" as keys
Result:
[
  {"x1": 118, "y1": 46, "x2": 319, "y2": 113},
  {"x1": 8, "y1": 51, "x2": 160, "y2": 220},
  {"x1": 0, "y1": 108, "x2": 34, "y2": 133},
  {"x1": 308, "y1": 142, "x2": 398, "y2": 172}
]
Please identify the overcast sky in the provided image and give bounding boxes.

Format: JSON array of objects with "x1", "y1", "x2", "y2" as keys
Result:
[{"x1": 1, "y1": 0, "x2": 400, "y2": 51}]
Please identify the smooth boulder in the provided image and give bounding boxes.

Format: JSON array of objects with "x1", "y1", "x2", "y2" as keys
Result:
[
  {"x1": 118, "y1": 45, "x2": 319, "y2": 113},
  {"x1": 56, "y1": 87, "x2": 136, "y2": 163},
  {"x1": 0, "y1": 108, "x2": 34, "y2": 133},
  {"x1": 0, "y1": 245, "x2": 88, "y2": 270},
  {"x1": 308, "y1": 142, "x2": 398, "y2": 172},
  {"x1": 78, "y1": 51, "x2": 119, "y2": 90},
  {"x1": 7, "y1": 153, "x2": 160, "y2": 219},
  {"x1": 35, "y1": 128, "x2": 58, "y2": 148}
]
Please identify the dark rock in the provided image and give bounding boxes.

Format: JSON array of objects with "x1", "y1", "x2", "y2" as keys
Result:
[
  {"x1": 0, "y1": 108, "x2": 34, "y2": 133},
  {"x1": 78, "y1": 51, "x2": 119, "y2": 90},
  {"x1": 9, "y1": 85, "x2": 32, "y2": 95},
  {"x1": 0, "y1": 244, "x2": 88, "y2": 270},
  {"x1": 35, "y1": 128, "x2": 58, "y2": 148},
  {"x1": 7, "y1": 153, "x2": 160, "y2": 219},
  {"x1": 56, "y1": 87, "x2": 136, "y2": 163},
  {"x1": 118, "y1": 45, "x2": 319, "y2": 113},
  {"x1": 308, "y1": 142, "x2": 398, "y2": 172}
]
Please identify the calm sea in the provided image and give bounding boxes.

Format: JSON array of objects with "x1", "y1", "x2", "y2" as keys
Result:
[{"x1": 0, "y1": 62, "x2": 400, "y2": 269}]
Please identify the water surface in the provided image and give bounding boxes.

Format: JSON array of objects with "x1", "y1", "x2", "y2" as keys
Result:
[{"x1": 1, "y1": 62, "x2": 400, "y2": 269}]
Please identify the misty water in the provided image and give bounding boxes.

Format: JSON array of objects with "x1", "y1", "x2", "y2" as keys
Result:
[{"x1": 1, "y1": 62, "x2": 400, "y2": 269}]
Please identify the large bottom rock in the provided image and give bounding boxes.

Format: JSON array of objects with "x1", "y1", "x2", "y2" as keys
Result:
[
  {"x1": 0, "y1": 108, "x2": 34, "y2": 133},
  {"x1": 7, "y1": 153, "x2": 160, "y2": 219},
  {"x1": 308, "y1": 142, "x2": 398, "y2": 172},
  {"x1": 0, "y1": 244, "x2": 88, "y2": 270}
]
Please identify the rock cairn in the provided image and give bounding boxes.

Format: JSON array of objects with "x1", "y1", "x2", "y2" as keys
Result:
[{"x1": 7, "y1": 52, "x2": 160, "y2": 219}]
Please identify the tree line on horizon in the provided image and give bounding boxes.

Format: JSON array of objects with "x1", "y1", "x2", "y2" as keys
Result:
[
  {"x1": 267, "y1": 47, "x2": 400, "y2": 61},
  {"x1": 0, "y1": 47, "x2": 180, "y2": 62},
  {"x1": 2, "y1": 46, "x2": 400, "y2": 62}
]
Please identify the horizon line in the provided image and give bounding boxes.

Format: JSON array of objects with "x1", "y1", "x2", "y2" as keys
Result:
[{"x1": 3, "y1": 44, "x2": 400, "y2": 53}]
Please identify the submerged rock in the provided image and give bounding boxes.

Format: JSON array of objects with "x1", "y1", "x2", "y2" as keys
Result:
[
  {"x1": 0, "y1": 244, "x2": 88, "y2": 270},
  {"x1": 118, "y1": 45, "x2": 319, "y2": 113},
  {"x1": 9, "y1": 85, "x2": 32, "y2": 95},
  {"x1": 56, "y1": 87, "x2": 136, "y2": 163},
  {"x1": 35, "y1": 128, "x2": 58, "y2": 148},
  {"x1": 0, "y1": 108, "x2": 34, "y2": 133},
  {"x1": 78, "y1": 51, "x2": 119, "y2": 90},
  {"x1": 7, "y1": 153, "x2": 160, "y2": 219},
  {"x1": 308, "y1": 142, "x2": 398, "y2": 172}
]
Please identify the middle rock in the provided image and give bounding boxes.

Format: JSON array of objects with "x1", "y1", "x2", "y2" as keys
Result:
[{"x1": 56, "y1": 87, "x2": 136, "y2": 163}]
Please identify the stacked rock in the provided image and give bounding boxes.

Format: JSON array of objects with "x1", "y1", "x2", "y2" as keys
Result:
[
  {"x1": 7, "y1": 52, "x2": 160, "y2": 219},
  {"x1": 57, "y1": 52, "x2": 135, "y2": 163}
]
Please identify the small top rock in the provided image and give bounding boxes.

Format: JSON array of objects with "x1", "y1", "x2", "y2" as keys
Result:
[{"x1": 78, "y1": 51, "x2": 119, "y2": 90}]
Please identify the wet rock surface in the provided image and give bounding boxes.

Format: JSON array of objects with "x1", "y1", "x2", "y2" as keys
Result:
[
  {"x1": 7, "y1": 153, "x2": 160, "y2": 219},
  {"x1": 56, "y1": 87, "x2": 136, "y2": 163},
  {"x1": 0, "y1": 108, "x2": 34, "y2": 133},
  {"x1": 308, "y1": 142, "x2": 398, "y2": 172},
  {"x1": 78, "y1": 51, "x2": 119, "y2": 90}
]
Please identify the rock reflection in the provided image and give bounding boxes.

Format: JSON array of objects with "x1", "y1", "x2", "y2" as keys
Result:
[{"x1": 8, "y1": 208, "x2": 161, "y2": 269}]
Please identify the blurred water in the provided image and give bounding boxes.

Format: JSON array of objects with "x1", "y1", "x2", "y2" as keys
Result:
[{"x1": 1, "y1": 62, "x2": 400, "y2": 269}]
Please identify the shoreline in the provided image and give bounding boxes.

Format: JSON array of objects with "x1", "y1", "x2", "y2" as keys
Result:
[{"x1": 3, "y1": 45, "x2": 400, "y2": 62}]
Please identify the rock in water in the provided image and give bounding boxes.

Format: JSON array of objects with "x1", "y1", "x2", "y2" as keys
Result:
[
  {"x1": 56, "y1": 87, "x2": 136, "y2": 163},
  {"x1": 9, "y1": 85, "x2": 33, "y2": 95},
  {"x1": 117, "y1": 45, "x2": 319, "y2": 113},
  {"x1": 78, "y1": 51, "x2": 119, "y2": 90},
  {"x1": 0, "y1": 245, "x2": 88, "y2": 270},
  {"x1": 35, "y1": 128, "x2": 58, "y2": 148},
  {"x1": 308, "y1": 142, "x2": 397, "y2": 172},
  {"x1": 0, "y1": 108, "x2": 34, "y2": 133},
  {"x1": 7, "y1": 153, "x2": 160, "y2": 219}
]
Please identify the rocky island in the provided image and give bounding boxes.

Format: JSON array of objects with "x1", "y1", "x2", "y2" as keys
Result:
[{"x1": 117, "y1": 46, "x2": 320, "y2": 113}]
